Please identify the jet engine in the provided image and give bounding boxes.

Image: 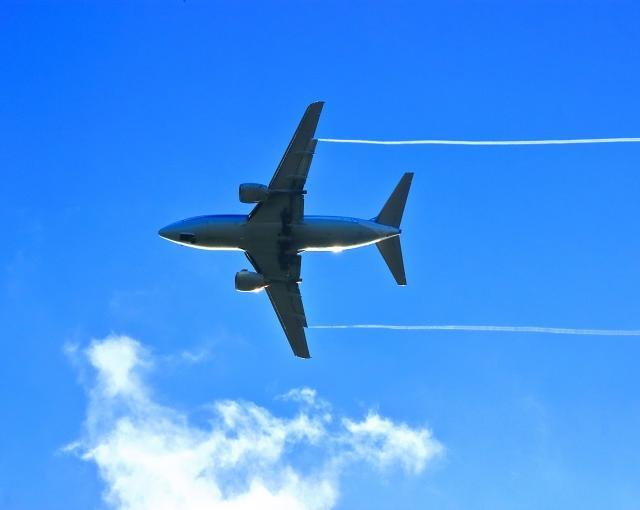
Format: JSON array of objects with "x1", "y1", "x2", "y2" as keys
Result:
[
  {"x1": 239, "y1": 183, "x2": 269, "y2": 203},
  {"x1": 235, "y1": 269, "x2": 268, "y2": 292}
]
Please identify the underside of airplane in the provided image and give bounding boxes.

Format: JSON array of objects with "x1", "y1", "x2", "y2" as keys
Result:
[{"x1": 159, "y1": 102, "x2": 413, "y2": 358}]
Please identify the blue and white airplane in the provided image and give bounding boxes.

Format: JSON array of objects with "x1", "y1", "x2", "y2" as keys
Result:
[{"x1": 159, "y1": 102, "x2": 413, "y2": 358}]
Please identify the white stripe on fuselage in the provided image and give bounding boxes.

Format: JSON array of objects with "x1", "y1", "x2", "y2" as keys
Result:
[
  {"x1": 302, "y1": 237, "x2": 389, "y2": 252},
  {"x1": 162, "y1": 237, "x2": 244, "y2": 251}
]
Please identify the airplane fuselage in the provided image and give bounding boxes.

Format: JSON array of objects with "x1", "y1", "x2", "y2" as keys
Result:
[
  {"x1": 158, "y1": 101, "x2": 412, "y2": 358},
  {"x1": 159, "y1": 214, "x2": 400, "y2": 253}
]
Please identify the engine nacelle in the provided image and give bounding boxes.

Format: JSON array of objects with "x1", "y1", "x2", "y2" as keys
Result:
[
  {"x1": 235, "y1": 269, "x2": 267, "y2": 292},
  {"x1": 239, "y1": 183, "x2": 269, "y2": 204}
]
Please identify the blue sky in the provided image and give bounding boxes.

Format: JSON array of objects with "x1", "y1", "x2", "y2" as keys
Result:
[{"x1": 1, "y1": 2, "x2": 639, "y2": 509}]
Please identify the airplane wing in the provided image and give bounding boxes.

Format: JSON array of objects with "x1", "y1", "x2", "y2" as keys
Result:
[
  {"x1": 245, "y1": 251, "x2": 310, "y2": 358},
  {"x1": 249, "y1": 101, "x2": 324, "y2": 224}
]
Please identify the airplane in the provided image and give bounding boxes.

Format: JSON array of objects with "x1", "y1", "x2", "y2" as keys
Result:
[{"x1": 159, "y1": 102, "x2": 413, "y2": 358}]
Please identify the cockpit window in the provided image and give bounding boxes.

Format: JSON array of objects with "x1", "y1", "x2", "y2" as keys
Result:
[{"x1": 179, "y1": 233, "x2": 196, "y2": 244}]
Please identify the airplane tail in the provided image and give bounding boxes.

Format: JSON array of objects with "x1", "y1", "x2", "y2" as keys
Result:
[
  {"x1": 374, "y1": 172, "x2": 414, "y2": 286},
  {"x1": 376, "y1": 236, "x2": 407, "y2": 285}
]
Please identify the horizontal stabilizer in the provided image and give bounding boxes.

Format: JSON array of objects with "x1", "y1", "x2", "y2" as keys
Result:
[{"x1": 376, "y1": 235, "x2": 406, "y2": 285}]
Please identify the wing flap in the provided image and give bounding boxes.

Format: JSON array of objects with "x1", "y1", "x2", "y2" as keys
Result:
[
  {"x1": 249, "y1": 102, "x2": 323, "y2": 224},
  {"x1": 266, "y1": 281, "x2": 310, "y2": 358},
  {"x1": 269, "y1": 107, "x2": 322, "y2": 191},
  {"x1": 245, "y1": 251, "x2": 310, "y2": 358}
]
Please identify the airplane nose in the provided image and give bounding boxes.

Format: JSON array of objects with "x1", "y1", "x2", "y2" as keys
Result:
[
  {"x1": 159, "y1": 220, "x2": 197, "y2": 244},
  {"x1": 158, "y1": 225, "x2": 176, "y2": 240}
]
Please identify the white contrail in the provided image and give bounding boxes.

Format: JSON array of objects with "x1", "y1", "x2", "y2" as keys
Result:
[
  {"x1": 310, "y1": 324, "x2": 640, "y2": 336},
  {"x1": 318, "y1": 137, "x2": 640, "y2": 146}
]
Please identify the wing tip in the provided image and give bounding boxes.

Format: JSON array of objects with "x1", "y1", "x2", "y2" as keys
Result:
[
  {"x1": 293, "y1": 344, "x2": 311, "y2": 358},
  {"x1": 294, "y1": 338, "x2": 311, "y2": 359}
]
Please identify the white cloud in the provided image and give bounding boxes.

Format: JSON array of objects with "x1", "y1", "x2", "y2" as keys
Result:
[
  {"x1": 342, "y1": 413, "x2": 443, "y2": 474},
  {"x1": 86, "y1": 335, "x2": 149, "y2": 399},
  {"x1": 178, "y1": 348, "x2": 211, "y2": 364},
  {"x1": 70, "y1": 335, "x2": 443, "y2": 510},
  {"x1": 279, "y1": 387, "x2": 319, "y2": 406}
]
